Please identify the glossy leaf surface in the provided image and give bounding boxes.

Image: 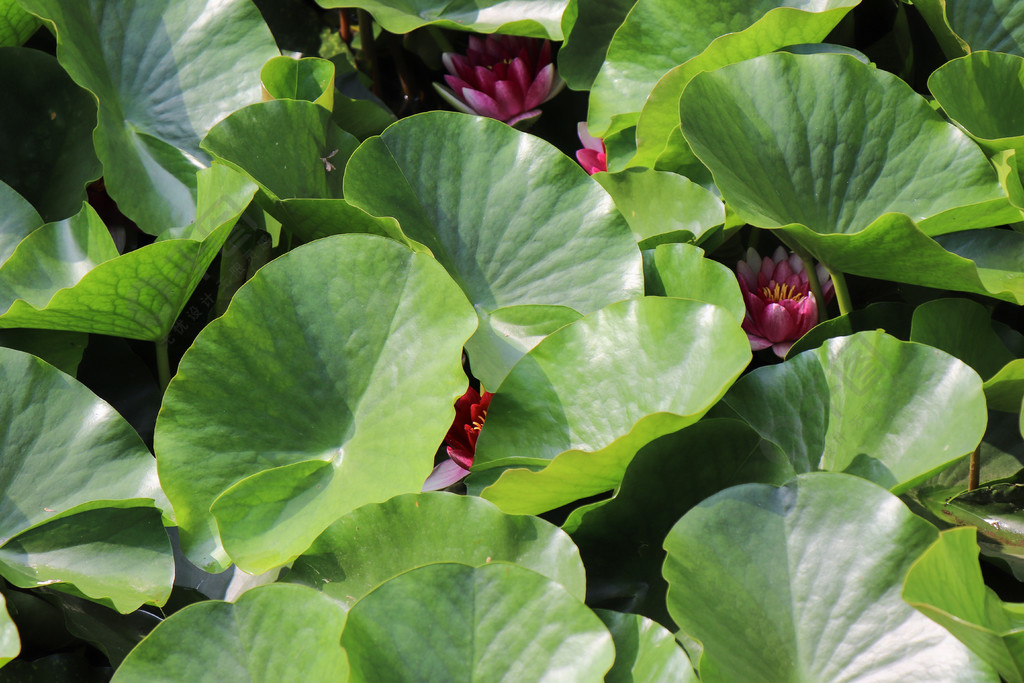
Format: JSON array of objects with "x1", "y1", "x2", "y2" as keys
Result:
[{"x1": 595, "y1": 609, "x2": 696, "y2": 683}]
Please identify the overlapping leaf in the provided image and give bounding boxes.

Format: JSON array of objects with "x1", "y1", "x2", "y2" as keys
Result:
[
  {"x1": 643, "y1": 243, "x2": 743, "y2": 322},
  {"x1": 0, "y1": 347, "x2": 172, "y2": 613},
  {"x1": 156, "y1": 234, "x2": 478, "y2": 573},
  {"x1": 917, "y1": 0, "x2": 1024, "y2": 57},
  {"x1": 595, "y1": 609, "x2": 696, "y2": 683},
  {"x1": 17, "y1": 0, "x2": 279, "y2": 234},
  {"x1": 286, "y1": 492, "x2": 586, "y2": 607},
  {"x1": 664, "y1": 473, "x2": 995, "y2": 681},
  {"x1": 557, "y1": 0, "x2": 634, "y2": 90},
  {"x1": 475, "y1": 297, "x2": 750, "y2": 514},
  {"x1": 344, "y1": 111, "x2": 643, "y2": 388},
  {"x1": 0, "y1": 593, "x2": 17, "y2": 667},
  {"x1": 0, "y1": 0, "x2": 38, "y2": 46},
  {"x1": 111, "y1": 584, "x2": 348, "y2": 682},
  {"x1": 341, "y1": 563, "x2": 614, "y2": 682},
  {"x1": 260, "y1": 56, "x2": 334, "y2": 111}
]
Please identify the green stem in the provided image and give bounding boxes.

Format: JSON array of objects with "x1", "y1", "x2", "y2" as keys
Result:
[
  {"x1": 829, "y1": 269, "x2": 853, "y2": 317},
  {"x1": 968, "y1": 446, "x2": 980, "y2": 491},
  {"x1": 799, "y1": 254, "x2": 828, "y2": 321},
  {"x1": 156, "y1": 337, "x2": 171, "y2": 393}
]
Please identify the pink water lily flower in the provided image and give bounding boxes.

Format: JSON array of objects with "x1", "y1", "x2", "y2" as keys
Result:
[
  {"x1": 736, "y1": 246, "x2": 834, "y2": 358},
  {"x1": 434, "y1": 35, "x2": 564, "y2": 127},
  {"x1": 423, "y1": 385, "x2": 494, "y2": 491},
  {"x1": 575, "y1": 122, "x2": 607, "y2": 174}
]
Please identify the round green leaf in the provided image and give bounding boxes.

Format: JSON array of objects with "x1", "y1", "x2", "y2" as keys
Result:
[
  {"x1": 681, "y1": 53, "x2": 1012, "y2": 240},
  {"x1": 17, "y1": 0, "x2": 280, "y2": 234},
  {"x1": 986, "y1": 360, "x2": 1024, "y2": 412},
  {"x1": 723, "y1": 331, "x2": 987, "y2": 493},
  {"x1": 0, "y1": 180, "x2": 43, "y2": 264},
  {"x1": 593, "y1": 168, "x2": 724, "y2": 246},
  {"x1": 0, "y1": 47, "x2": 101, "y2": 221},
  {"x1": 911, "y1": 298, "x2": 1016, "y2": 380},
  {"x1": 664, "y1": 472, "x2": 995, "y2": 681},
  {"x1": 341, "y1": 563, "x2": 614, "y2": 682},
  {"x1": 557, "y1": 0, "x2": 633, "y2": 90},
  {"x1": 287, "y1": 492, "x2": 585, "y2": 607},
  {"x1": 566, "y1": 419, "x2": 796, "y2": 627},
  {"x1": 905, "y1": 526, "x2": 1024, "y2": 682},
  {"x1": 930, "y1": 52, "x2": 1024, "y2": 155},
  {"x1": 917, "y1": 0, "x2": 1024, "y2": 57},
  {"x1": 111, "y1": 583, "x2": 348, "y2": 682},
  {"x1": 312, "y1": 0, "x2": 567, "y2": 39},
  {"x1": 594, "y1": 609, "x2": 696, "y2": 683},
  {"x1": 0, "y1": 593, "x2": 18, "y2": 667},
  {"x1": 156, "y1": 234, "x2": 477, "y2": 573},
  {"x1": 260, "y1": 56, "x2": 334, "y2": 110},
  {"x1": 344, "y1": 111, "x2": 643, "y2": 388},
  {"x1": 644, "y1": 243, "x2": 743, "y2": 323},
  {"x1": 476, "y1": 297, "x2": 750, "y2": 514},
  {"x1": 588, "y1": 0, "x2": 858, "y2": 138},
  {"x1": 0, "y1": 347, "x2": 172, "y2": 612},
  {"x1": 0, "y1": 0, "x2": 38, "y2": 46}
]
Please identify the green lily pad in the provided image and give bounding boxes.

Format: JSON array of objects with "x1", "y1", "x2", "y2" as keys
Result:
[
  {"x1": 287, "y1": 492, "x2": 585, "y2": 607},
  {"x1": 916, "y1": 0, "x2": 1024, "y2": 57},
  {"x1": 0, "y1": 0, "x2": 38, "y2": 46},
  {"x1": 0, "y1": 164, "x2": 257, "y2": 340},
  {"x1": 344, "y1": 111, "x2": 643, "y2": 388},
  {"x1": 904, "y1": 526, "x2": 1024, "y2": 682},
  {"x1": 664, "y1": 472, "x2": 995, "y2": 681},
  {"x1": 476, "y1": 297, "x2": 750, "y2": 514},
  {"x1": 260, "y1": 56, "x2": 334, "y2": 110},
  {"x1": 593, "y1": 168, "x2": 724, "y2": 246},
  {"x1": 17, "y1": 0, "x2": 279, "y2": 234},
  {"x1": 557, "y1": 0, "x2": 634, "y2": 90},
  {"x1": 930, "y1": 52, "x2": 1024, "y2": 155},
  {"x1": 341, "y1": 563, "x2": 614, "y2": 682},
  {"x1": 0, "y1": 347, "x2": 172, "y2": 613},
  {"x1": 911, "y1": 298, "x2": 1016, "y2": 380},
  {"x1": 644, "y1": 243, "x2": 744, "y2": 323},
  {"x1": 155, "y1": 234, "x2": 477, "y2": 573},
  {"x1": 594, "y1": 609, "x2": 696, "y2": 683},
  {"x1": 312, "y1": 0, "x2": 567, "y2": 39},
  {"x1": 588, "y1": 0, "x2": 858, "y2": 139},
  {"x1": 0, "y1": 593, "x2": 17, "y2": 667},
  {"x1": 786, "y1": 301, "x2": 913, "y2": 357},
  {"x1": 0, "y1": 47, "x2": 101, "y2": 221},
  {"x1": 986, "y1": 361, "x2": 1024, "y2": 412},
  {"x1": 722, "y1": 331, "x2": 987, "y2": 493},
  {"x1": 0, "y1": 181, "x2": 42, "y2": 263},
  {"x1": 566, "y1": 419, "x2": 795, "y2": 627},
  {"x1": 201, "y1": 99, "x2": 405, "y2": 246},
  {"x1": 111, "y1": 583, "x2": 348, "y2": 682},
  {"x1": 0, "y1": 329, "x2": 86, "y2": 376}
]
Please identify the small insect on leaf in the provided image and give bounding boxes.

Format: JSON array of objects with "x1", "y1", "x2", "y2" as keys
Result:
[{"x1": 321, "y1": 149, "x2": 339, "y2": 172}]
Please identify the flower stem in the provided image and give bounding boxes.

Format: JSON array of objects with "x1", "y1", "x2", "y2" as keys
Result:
[
  {"x1": 799, "y1": 254, "x2": 828, "y2": 320},
  {"x1": 829, "y1": 269, "x2": 853, "y2": 317},
  {"x1": 358, "y1": 10, "x2": 381, "y2": 97},
  {"x1": 968, "y1": 446, "x2": 980, "y2": 491},
  {"x1": 156, "y1": 337, "x2": 171, "y2": 393}
]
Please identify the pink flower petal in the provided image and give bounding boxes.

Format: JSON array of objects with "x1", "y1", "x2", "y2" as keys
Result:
[
  {"x1": 773, "y1": 259, "x2": 793, "y2": 284},
  {"x1": 736, "y1": 261, "x2": 758, "y2": 291},
  {"x1": 577, "y1": 122, "x2": 603, "y2": 153},
  {"x1": 524, "y1": 63, "x2": 555, "y2": 110},
  {"x1": 461, "y1": 88, "x2": 504, "y2": 119},
  {"x1": 744, "y1": 247, "x2": 761, "y2": 273},
  {"x1": 472, "y1": 65, "x2": 498, "y2": 93},
  {"x1": 756, "y1": 302, "x2": 797, "y2": 343},
  {"x1": 508, "y1": 57, "x2": 532, "y2": 100},
  {"x1": 747, "y1": 332, "x2": 773, "y2": 351},
  {"x1": 788, "y1": 252, "x2": 804, "y2": 273},
  {"x1": 772, "y1": 341, "x2": 794, "y2": 358},
  {"x1": 505, "y1": 108, "x2": 542, "y2": 128},
  {"x1": 492, "y1": 80, "x2": 523, "y2": 120},
  {"x1": 771, "y1": 246, "x2": 787, "y2": 264},
  {"x1": 423, "y1": 459, "x2": 472, "y2": 491},
  {"x1": 576, "y1": 148, "x2": 605, "y2": 174}
]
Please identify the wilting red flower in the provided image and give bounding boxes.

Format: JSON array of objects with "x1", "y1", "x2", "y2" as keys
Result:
[
  {"x1": 423, "y1": 385, "x2": 494, "y2": 491},
  {"x1": 575, "y1": 122, "x2": 607, "y2": 174},
  {"x1": 434, "y1": 35, "x2": 564, "y2": 127},
  {"x1": 736, "y1": 246, "x2": 834, "y2": 358}
]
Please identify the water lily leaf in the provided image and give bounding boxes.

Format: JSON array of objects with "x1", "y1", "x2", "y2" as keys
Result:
[
  {"x1": 344, "y1": 111, "x2": 643, "y2": 388},
  {"x1": 341, "y1": 563, "x2": 613, "y2": 682},
  {"x1": 0, "y1": 329, "x2": 86, "y2": 376},
  {"x1": 286, "y1": 492, "x2": 585, "y2": 607},
  {"x1": 723, "y1": 331, "x2": 987, "y2": 494},
  {"x1": 201, "y1": 99, "x2": 405, "y2": 246},
  {"x1": 312, "y1": 0, "x2": 567, "y2": 39},
  {"x1": 904, "y1": 526, "x2": 1024, "y2": 682},
  {"x1": 0, "y1": 47, "x2": 101, "y2": 221},
  {"x1": 0, "y1": 347, "x2": 172, "y2": 612},
  {"x1": 987, "y1": 361, "x2": 1024, "y2": 412},
  {"x1": 0, "y1": 0, "x2": 38, "y2": 46},
  {"x1": 594, "y1": 609, "x2": 696, "y2": 683},
  {"x1": 644, "y1": 243, "x2": 744, "y2": 323},
  {"x1": 911, "y1": 298, "x2": 1015, "y2": 380},
  {"x1": 930, "y1": 52, "x2": 1024, "y2": 155},
  {"x1": 0, "y1": 164, "x2": 257, "y2": 340},
  {"x1": 260, "y1": 56, "x2": 334, "y2": 110},
  {"x1": 111, "y1": 584, "x2": 348, "y2": 682},
  {"x1": 156, "y1": 234, "x2": 477, "y2": 573},
  {"x1": 916, "y1": 0, "x2": 1024, "y2": 57},
  {"x1": 566, "y1": 420, "x2": 795, "y2": 627},
  {"x1": 39, "y1": 589, "x2": 160, "y2": 668},
  {"x1": 665, "y1": 473, "x2": 995, "y2": 681},
  {"x1": 589, "y1": 0, "x2": 858, "y2": 139},
  {"x1": 681, "y1": 53, "x2": 1013, "y2": 241},
  {"x1": 476, "y1": 297, "x2": 750, "y2": 514},
  {"x1": 593, "y1": 168, "x2": 723, "y2": 246},
  {"x1": 786, "y1": 301, "x2": 912, "y2": 357},
  {"x1": 16, "y1": 0, "x2": 279, "y2": 234},
  {"x1": 0, "y1": 593, "x2": 18, "y2": 667},
  {"x1": 0, "y1": 181, "x2": 42, "y2": 263},
  {"x1": 557, "y1": 0, "x2": 634, "y2": 90}
]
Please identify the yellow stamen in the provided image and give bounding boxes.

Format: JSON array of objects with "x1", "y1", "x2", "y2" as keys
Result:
[{"x1": 761, "y1": 282, "x2": 804, "y2": 303}]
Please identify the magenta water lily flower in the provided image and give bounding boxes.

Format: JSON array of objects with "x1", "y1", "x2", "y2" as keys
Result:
[
  {"x1": 575, "y1": 122, "x2": 607, "y2": 174},
  {"x1": 423, "y1": 385, "x2": 494, "y2": 491},
  {"x1": 736, "y1": 246, "x2": 834, "y2": 358},
  {"x1": 434, "y1": 35, "x2": 565, "y2": 127}
]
